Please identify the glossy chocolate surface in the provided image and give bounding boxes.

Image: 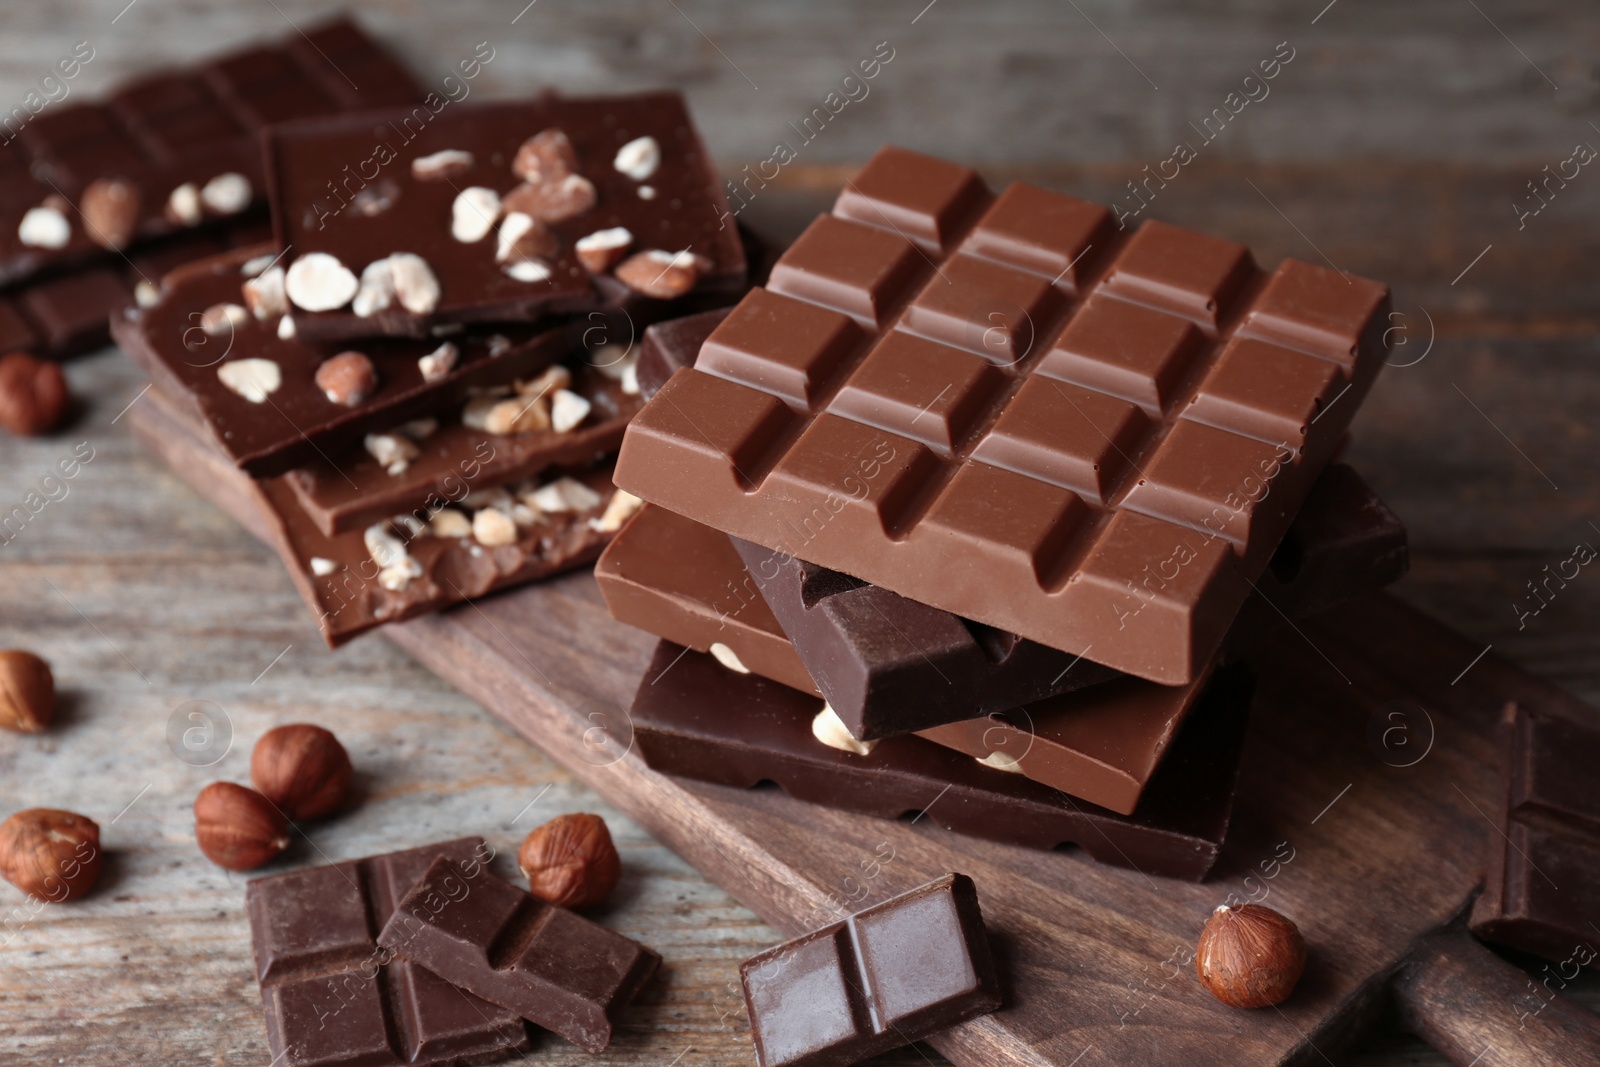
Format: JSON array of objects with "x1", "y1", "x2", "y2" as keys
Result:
[
  {"x1": 246, "y1": 837, "x2": 531, "y2": 1067},
  {"x1": 615, "y1": 145, "x2": 1391, "y2": 684},
  {"x1": 631, "y1": 640, "x2": 1252, "y2": 878},
  {"x1": 268, "y1": 93, "x2": 746, "y2": 340},
  {"x1": 378, "y1": 855, "x2": 661, "y2": 1053},
  {"x1": 740, "y1": 873, "x2": 1000, "y2": 1067},
  {"x1": 1470, "y1": 702, "x2": 1600, "y2": 969}
]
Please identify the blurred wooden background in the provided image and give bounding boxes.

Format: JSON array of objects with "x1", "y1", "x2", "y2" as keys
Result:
[{"x1": 0, "y1": 1, "x2": 1597, "y2": 1063}]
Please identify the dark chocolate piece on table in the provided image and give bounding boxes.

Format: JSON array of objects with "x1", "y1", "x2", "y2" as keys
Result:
[
  {"x1": 246, "y1": 836, "x2": 532, "y2": 1067},
  {"x1": 378, "y1": 854, "x2": 661, "y2": 1053},
  {"x1": 731, "y1": 462, "x2": 1405, "y2": 741},
  {"x1": 740, "y1": 872, "x2": 1001, "y2": 1067},
  {"x1": 614, "y1": 145, "x2": 1391, "y2": 685},
  {"x1": 130, "y1": 381, "x2": 630, "y2": 646},
  {"x1": 1469, "y1": 702, "x2": 1600, "y2": 969},
  {"x1": 266, "y1": 94, "x2": 747, "y2": 341},
  {"x1": 630, "y1": 639, "x2": 1253, "y2": 879},
  {"x1": 0, "y1": 17, "x2": 419, "y2": 290}
]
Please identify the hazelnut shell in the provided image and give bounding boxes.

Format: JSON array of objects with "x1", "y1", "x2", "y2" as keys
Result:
[
  {"x1": 1196, "y1": 903, "x2": 1307, "y2": 1009},
  {"x1": 194, "y1": 782, "x2": 289, "y2": 871},
  {"x1": 0, "y1": 649, "x2": 54, "y2": 733},
  {"x1": 251, "y1": 723, "x2": 352, "y2": 821},
  {"x1": 518, "y1": 812, "x2": 621, "y2": 910},
  {"x1": 0, "y1": 808, "x2": 101, "y2": 902}
]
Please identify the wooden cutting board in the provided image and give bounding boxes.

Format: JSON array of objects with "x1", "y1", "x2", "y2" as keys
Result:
[{"x1": 126, "y1": 390, "x2": 1600, "y2": 1065}]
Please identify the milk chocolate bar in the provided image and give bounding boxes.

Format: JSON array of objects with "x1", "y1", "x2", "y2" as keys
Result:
[
  {"x1": 0, "y1": 18, "x2": 418, "y2": 290},
  {"x1": 631, "y1": 640, "x2": 1252, "y2": 878},
  {"x1": 734, "y1": 463, "x2": 1405, "y2": 740},
  {"x1": 740, "y1": 873, "x2": 1001, "y2": 1067},
  {"x1": 266, "y1": 93, "x2": 746, "y2": 341},
  {"x1": 378, "y1": 855, "x2": 660, "y2": 1053},
  {"x1": 247, "y1": 836, "x2": 532, "y2": 1067},
  {"x1": 1470, "y1": 702, "x2": 1600, "y2": 969},
  {"x1": 615, "y1": 146, "x2": 1391, "y2": 684},
  {"x1": 112, "y1": 245, "x2": 570, "y2": 477},
  {"x1": 129, "y1": 381, "x2": 628, "y2": 645}
]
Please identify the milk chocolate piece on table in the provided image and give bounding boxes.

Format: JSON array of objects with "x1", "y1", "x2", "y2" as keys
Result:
[
  {"x1": 112, "y1": 246, "x2": 568, "y2": 477},
  {"x1": 614, "y1": 145, "x2": 1391, "y2": 684},
  {"x1": 247, "y1": 836, "x2": 532, "y2": 1067},
  {"x1": 1470, "y1": 702, "x2": 1600, "y2": 968},
  {"x1": 130, "y1": 381, "x2": 626, "y2": 646},
  {"x1": 633, "y1": 639, "x2": 1251, "y2": 878},
  {"x1": 0, "y1": 17, "x2": 419, "y2": 290},
  {"x1": 266, "y1": 93, "x2": 747, "y2": 341},
  {"x1": 740, "y1": 873, "x2": 1000, "y2": 1067},
  {"x1": 732, "y1": 463, "x2": 1406, "y2": 740},
  {"x1": 378, "y1": 855, "x2": 661, "y2": 1053}
]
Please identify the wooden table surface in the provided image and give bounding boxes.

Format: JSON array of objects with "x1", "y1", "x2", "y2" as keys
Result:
[{"x1": 1, "y1": 1, "x2": 1597, "y2": 1064}]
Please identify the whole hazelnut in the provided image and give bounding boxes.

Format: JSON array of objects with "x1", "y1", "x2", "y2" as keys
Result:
[
  {"x1": 518, "y1": 813, "x2": 621, "y2": 909},
  {"x1": 0, "y1": 352, "x2": 69, "y2": 436},
  {"x1": 0, "y1": 809, "x2": 101, "y2": 902},
  {"x1": 1196, "y1": 903, "x2": 1307, "y2": 1009},
  {"x1": 251, "y1": 723, "x2": 352, "y2": 821},
  {"x1": 80, "y1": 177, "x2": 141, "y2": 250},
  {"x1": 0, "y1": 650, "x2": 54, "y2": 733},
  {"x1": 315, "y1": 351, "x2": 378, "y2": 407},
  {"x1": 194, "y1": 782, "x2": 289, "y2": 871}
]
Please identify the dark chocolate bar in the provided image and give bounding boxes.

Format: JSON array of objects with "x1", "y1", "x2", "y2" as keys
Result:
[
  {"x1": 1470, "y1": 702, "x2": 1600, "y2": 969},
  {"x1": 615, "y1": 146, "x2": 1391, "y2": 684},
  {"x1": 733, "y1": 463, "x2": 1405, "y2": 740},
  {"x1": 631, "y1": 640, "x2": 1252, "y2": 879},
  {"x1": 266, "y1": 94, "x2": 746, "y2": 341},
  {"x1": 129, "y1": 381, "x2": 633, "y2": 645},
  {"x1": 0, "y1": 18, "x2": 419, "y2": 289},
  {"x1": 112, "y1": 245, "x2": 568, "y2": 477},
  {"x1": 740, "y1": 873, "x2": 1001, "y2": 1067},
  {"x1": 378, "y1": 854, "x2": 661, "y2": 1053},
  {"x1": 246, "y1": 836, "x2": 531, "y2": 1067}
]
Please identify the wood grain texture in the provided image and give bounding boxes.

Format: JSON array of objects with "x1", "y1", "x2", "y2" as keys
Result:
[{"x1": 0, "y1": 0, "x2": 1598, "y2": 1063}]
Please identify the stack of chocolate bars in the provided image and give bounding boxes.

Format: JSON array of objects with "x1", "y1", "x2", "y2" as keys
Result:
[
  {"x1": 597, "y1": 146, "x2": 1408, "y2": 880},
  {"x1": 101, "y1": 20, "x2": 756, "y2": 643}
]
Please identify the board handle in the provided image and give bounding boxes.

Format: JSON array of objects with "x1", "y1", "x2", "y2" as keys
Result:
[{"x1": 1392, "y1": 924, "x2": 1600, "y2": 1065}]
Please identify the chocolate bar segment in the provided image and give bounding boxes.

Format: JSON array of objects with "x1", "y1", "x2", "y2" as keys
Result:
[
  {"x1": 633, "y1": 639, "x2": 1251, "y2": 878},
  {"x1": 112, "y1": 245, "x2": 570, "y2": 476},
  {"x1": 267, "y1": 94, "x2": 746, "y2": 340},
  {"x1": 740, "y1": 873, "x2": 1000, "y2": 1067},
  {"x1": 0, "y1": 18, "x2": 419, "y2": 289},
  {"x1": 378, "y1": 855, "x2": 661, "y2": 1053},
  {"x1": 128, "y1": 381, "x2": 627, "y2": 645},
  {"x1": 246, "y1": 836, "x2": 532, "y2": 1067},
  {"x1": 614, "y1": 145, "x2": 1391, "y2": 684},
  {"x1": 1470, "y1": 703, "x2": 1600, "y2": 969},
  {"x1": 636, "y1": 306, "x2": 731, "y2": 398},
  {"x1": 735, "y1": 463, "x2": 1405, "y2": 740}
]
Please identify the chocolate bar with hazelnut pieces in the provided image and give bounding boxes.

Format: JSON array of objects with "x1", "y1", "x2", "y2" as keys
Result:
[
  {"x1": 128, "y1": 379, "x2": 639, "y2": 645},
  {"x1": 1469, "y1": 701, "x2": 1600, "y2": 969},
  {"x1": 0, "y1": 18, "x2": 419, "y2": 291},
  {"x1": 631, "y1": 638, "x2": 1252, "y2": 879},
  {"x1": 740, "y1": 873, "x2": 1001, "y2": 1067},
  {"x1": 377, "y1": 854, "x2": 661, "y2": 1053},
  {"x1": 613, "y1": 145, "x2": 1392, "y2": 685},
  {"x1": 265, "y1": 92, "x2": 747, "y2": 341},
  {"x1": 246, "y1": 836, "x2": 533, "y2": 1067}
]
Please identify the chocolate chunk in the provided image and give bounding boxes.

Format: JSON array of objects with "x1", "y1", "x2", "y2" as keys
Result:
[
  {"x1": 632, "y1": 639, "x2": 1252, "y2": 879},
  {"x1": 741, "y1": 873, "x2": 1001, "y2": 1067},
  {"x1": 636, "y1": 306, "x2": 732, "y2": 398},
  {"x1": 378, "y1": 855, "x2": 660, "y2": 1053},
  {"x1": 246, "y1": 837, "x2": 532, "y2": 1067},
  {"x1": 1470, "y1": 702, "x2": 1600, "y2": 969},
  {"x1": 267, "y1": 94, "x2": 747, "y2": 341},
  {"x1": 614, "y1": 145, "x2": 1392, "y2": 685}
]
